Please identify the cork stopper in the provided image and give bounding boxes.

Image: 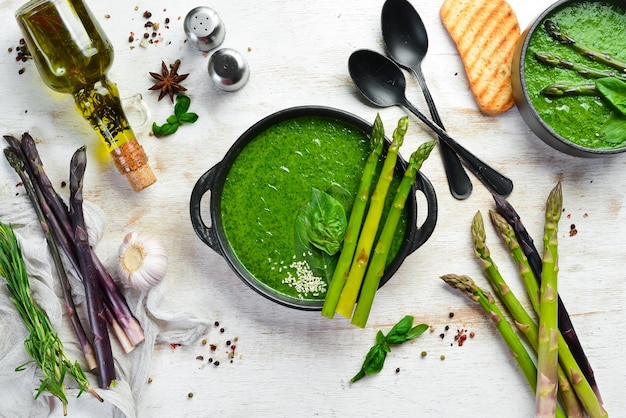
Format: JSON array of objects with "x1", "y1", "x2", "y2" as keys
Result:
[{"x1": 110, "y1": 138, "x2": 157, "y2": 192}]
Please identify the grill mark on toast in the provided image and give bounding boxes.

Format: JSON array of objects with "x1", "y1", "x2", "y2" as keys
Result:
[{"x1": 441, "y1": 0, "x2": 520, "y2": 114}]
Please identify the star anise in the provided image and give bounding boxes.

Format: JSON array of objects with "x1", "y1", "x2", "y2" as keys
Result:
[{"x1": 149, "y1": 59, "x2": 189, "y2": 102}]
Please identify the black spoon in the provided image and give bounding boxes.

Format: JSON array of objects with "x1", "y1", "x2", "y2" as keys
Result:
[
  {"x1": 348, "y1": 49, "x2": 513, "y2": 197},
  {"x1": 382, "y1": 0, "x2": 472, "y2": 200}
]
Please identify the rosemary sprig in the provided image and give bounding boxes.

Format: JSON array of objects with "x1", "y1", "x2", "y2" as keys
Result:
[{"x1": 0, "y1": 222, "x2": 102, "y2": 415}]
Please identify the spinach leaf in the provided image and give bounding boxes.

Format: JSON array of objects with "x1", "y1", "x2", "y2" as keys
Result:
[
  {"x1": 600, "y1": 111, "x2": 626, "y2": 145},
  {"x1": 596, "y1": 77, "x2": 626, "y2": 117},
  {"x1": 305, "y1": 188, "x2": 347, "y2": 256}
]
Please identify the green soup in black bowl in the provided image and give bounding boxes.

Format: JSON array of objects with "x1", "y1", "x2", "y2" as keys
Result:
[
  {"x1": 512, "y1": 0, "x2": 626, "y2": 156},
  {"x1": 190, "y1": 106, "x2": 437, "y2": 310}
]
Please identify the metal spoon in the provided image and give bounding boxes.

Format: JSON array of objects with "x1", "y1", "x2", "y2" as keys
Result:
[
  {"x1": 382, "y1": 0, "x2": 472, "y2": 200},
  {"x1": 348, "y1": 49, "x2": 513, "y2": 197}
]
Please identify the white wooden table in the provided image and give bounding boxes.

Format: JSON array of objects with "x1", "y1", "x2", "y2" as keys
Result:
[{"x1": 0, "y1": 0, "x2": 623, "y2": 416}]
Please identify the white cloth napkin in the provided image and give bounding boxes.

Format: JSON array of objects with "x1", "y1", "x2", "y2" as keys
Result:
[{"x1": 0, "y1": 197, "x2": 210, "y2": 418}]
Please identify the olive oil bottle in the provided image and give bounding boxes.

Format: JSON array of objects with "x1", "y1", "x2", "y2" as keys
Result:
[{"x1": 16, "y1": 0, "x2": 156, "y2": 191}]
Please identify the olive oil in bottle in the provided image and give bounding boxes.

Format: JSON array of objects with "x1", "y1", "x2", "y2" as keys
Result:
[{"x1": 16, "y1": 0, "x2": 156, "y2": 191}]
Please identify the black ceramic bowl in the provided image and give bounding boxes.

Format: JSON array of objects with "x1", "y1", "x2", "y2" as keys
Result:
[
  {"x1": 190, "y1": 106, "x2": 438, "y2": 310},
  {"x1": 511, "y1": 0, "x2": 626, "y2": 157}
]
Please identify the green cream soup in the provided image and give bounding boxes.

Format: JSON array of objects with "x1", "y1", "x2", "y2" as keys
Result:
[
  {"x1": 220, "y1": 116, "x2": 407, "y2": 301},
  {"x1": 524, "y1": 0, "x2": 626, "y2": 149}
]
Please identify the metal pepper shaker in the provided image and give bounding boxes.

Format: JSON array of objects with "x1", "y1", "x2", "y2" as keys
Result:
[
  {"x1": 184, "y1": 6, "x2": 225, "y2": 52},
  {"x1": 208, "y1": 48, "x2": 250, "y2": 91}
]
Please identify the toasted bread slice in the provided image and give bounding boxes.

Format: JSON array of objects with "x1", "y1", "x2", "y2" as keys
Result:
[{"x1": 441, "y1": 0, "x2": 520, "y2": 115}]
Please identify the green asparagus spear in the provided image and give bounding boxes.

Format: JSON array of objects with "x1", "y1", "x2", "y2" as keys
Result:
[
  {"x1": 544, "y1": 19, "x2": 626, "y2": 72},
  {"x1": 472, "y1": 211, "x2": 579, "y2": 418},
  {"x1": 540, "y1": 82, "x2": 599, "y2": 97},
  {"x1": 335, "y1": 116, "x2": 408, "y2": 318},
  {"x1": 535, "y1": 52, "x2": 626, "y2": 81},
  {"x1": 440, "y1": 274, "x2": 538, "y2": 393},
  {"x1": 322, "y1": 114, "x2": 385, "y2": 318},
  {"x1": 536, "y1": 182, "x2": 562, "y2": 418},
  {"x1": 0, "y1": 222, "x2": 102, "y2": 415},
  {"x1": 492, "y1": 193, "x2": 602, "y2": 403},
  {"x1": 351, "y1": 140, "x2": 436, "y2": 327},
  {"x1": 490, "y1": 211, "x2": 608, "y2": 418}
]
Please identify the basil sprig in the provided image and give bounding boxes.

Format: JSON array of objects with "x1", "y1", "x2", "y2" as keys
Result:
[
  {"x1": 350, "y1": 315, "x2": 428, "y2": 383},
  {"x1": 152, "y1": 94, "x2": 198, "y2": 137}
]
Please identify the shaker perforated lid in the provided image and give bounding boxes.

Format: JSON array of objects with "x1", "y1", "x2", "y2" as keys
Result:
[
  {"x1": 184, "y1": 6, "x2": 225, "y2": 52},
  {"x1": 208, "y1": 48, "x2": 250, "y2": 92}
]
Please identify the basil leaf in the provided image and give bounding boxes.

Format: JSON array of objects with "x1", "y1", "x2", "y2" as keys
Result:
[
  {"x1": 600, "y1": 111, "x2": 626, "y2": 145},
  {"x1": 325, "y1": 182, "x2": 354, "y2": 214},
  {"x1": 174, "y1": 94, "x2": 191, "y2": 116},
  {"x1": 406, "y1": 323, "x2": 429, "y2": 341},
  {"x1": 385, "y1": 315, "x2": 414, "y2": 344},
  {"x1": 152, "y1": 121, "x2": 179, "y2": 137},
  {"x1": 305, "y1": 188, "x2": 347, "y2": 256},
  {"x1": 293, "y1": 205, "x2": 337, "y2": 284},
  {"x1": 375, "y1": 330, "x2": 386, "y2": 346},
  {"x1": 178, "y1": 112, "x2": 199, "y2": 124},
  {"x1": 166, "y1": 115, "x2": 179, "y2": 124},
  {"x1": 350, "y1": 343, "x2": 388, "y2": 383}
]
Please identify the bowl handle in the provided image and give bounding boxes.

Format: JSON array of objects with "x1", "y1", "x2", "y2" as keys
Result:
[
  {"x1": 190, "y1": 164, "x2": 222, "y2": 254},
  {"x1": 406, "y1": 172, "x2": 438, "y2": 254}
]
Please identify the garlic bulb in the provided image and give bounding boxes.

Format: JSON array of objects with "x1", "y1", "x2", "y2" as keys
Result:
[{"x1": 117, "y1": 231, "x2": 167, "y2": 290}]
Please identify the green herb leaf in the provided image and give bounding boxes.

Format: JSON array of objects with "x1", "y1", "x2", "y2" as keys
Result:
[
  {"x1": 293, "y1": 207, "x2": 338, "y2": 284},
  {"x1": 166, "y1": 115, "x2": 179, "y2": 124},
  {"x1": 174, "y1": 94, "x2": 191, "y2": 116},
  {"x1": 305, "y1": 188, "x2": 347, "y2": 256},
  {"x1": 350, "y1": 343, "x2": 388, "y2": 383},
  {"x1": 406, "y1": 323, "x2": 429, "y2": 340},
  {"x1": 385, "y1": 315, "x2": 414, "y2": 344},
  {"x1": 325, "y1": 182, "x2": 354, "y2": 214},
  {"x1": 596, "y1": 77, "x2": 626, "y2": 116},
  {"x1": 600, "y1": 111, "x2": 626, "y2": 145},
  {"x1": 177, "y1": 112, "x2": 199, "y2": 124},
  {"x1": 152, "y1": 121, "x2": 179, "y2": 137},
  {"x1": 350, "y1": 316, "x2": 429, "y2": 383}
]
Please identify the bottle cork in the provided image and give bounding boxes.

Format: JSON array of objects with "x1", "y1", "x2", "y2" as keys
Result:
[{"x1": 110, "y1": 138, "x2": 156, "y2": 191}]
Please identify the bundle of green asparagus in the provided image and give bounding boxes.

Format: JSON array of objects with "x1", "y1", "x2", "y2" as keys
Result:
[
  {"x1": 3, "y1": 133, "x2": 144, "y2": 390},
  {"x1": 442, "y1": 182, "x2": 607, "y2": 418},
  {"x1": 322, "y1": 115, "x2": 436, "y2": 327}
]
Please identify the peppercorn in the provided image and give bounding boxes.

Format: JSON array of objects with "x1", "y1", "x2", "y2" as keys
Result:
[
  {"x1": 188, "y1": 392, "x2": 193, "y2": 398},
  {"x1": 395, "y1": 367, "x2": 400, "y2": 374},
  {"x1": 421, "y1": 351, "x2": 427, "y2": 357},
  {"x1": 214, "y1": 321, "x2": 220, "y2": 327},
  {"x1": 449, "y1": 312, "x2": 454, "y2": 318},
  {"x1": 214, "y1": 361, "x2": 220, "y2": 366},
  {"x1": 143, "y1": 10, "x2": 152, "y2": 19}
]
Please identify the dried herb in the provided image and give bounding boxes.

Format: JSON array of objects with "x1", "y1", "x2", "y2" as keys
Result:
[
  {"x1": 152, "y1": 94, "x2": 198, "y2": 137},
  {"x1": 148, "y1": 59, "x2": 189, "y2": 102}
]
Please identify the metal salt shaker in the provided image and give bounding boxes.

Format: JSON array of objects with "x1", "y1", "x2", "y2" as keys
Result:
[
  {"x1": 184, "y1": 6, "x2": 225, "y2": 52},
  {"x1": 208, "y1": 48, "x2": 250, "y2": 91}
]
